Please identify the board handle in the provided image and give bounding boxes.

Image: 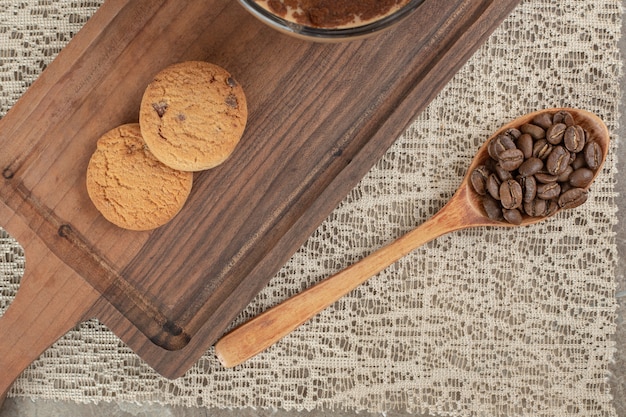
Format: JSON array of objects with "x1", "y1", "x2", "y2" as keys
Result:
[{"x1": 0, "y1": 267, "x2": 99, "y2": 406}]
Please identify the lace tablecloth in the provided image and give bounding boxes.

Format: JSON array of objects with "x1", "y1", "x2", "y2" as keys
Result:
[{"x1": 0, "y1": 0, "x2": 621, "y2": 415}]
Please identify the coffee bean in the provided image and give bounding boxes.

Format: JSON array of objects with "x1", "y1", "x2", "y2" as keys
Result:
[
  {"x1": 572, "y1": 152, "x2": 586, "y2": 170},
  {"x1": 498, "y1": 148, "x2": 525, "y2": 171},
  {"x1": 516, "y1": 133, "x2": 534, "y2": 159},
  {"x1": 536, "y1": 182, "x2": 561, "y2": 200},
  {"x1": 553, "y1": 110, "x2": 574, "y2": 126},
  {"x1": 569, "y1": 167, "x2": 594, "y2": 188},
  {"x1": 488, "y1": 134, "x2": 516, "y2": 160},
  {"x1": 557, "y1": 165, "x2": 574, "y2": 182},
  {"x1": 546, "y1": 200, "x2": 560, "y2": 217},
  {"x1": 521, "y1": 123, "x2": 546, "y2": 140},
  {"x1": 564, "y1": 125, "x2": 585, "y2": 152},
  {"x1": 482, "y1": 195, "x2": 503, "y2": 221},
  {"x1": 534, "y1": 172, "x2": 559, "y2": 183},
  {"x1": 484, "y1": 157, "x2": 497, "y2": 172},
  {"x1": 503, "y1": 208, "x2": 523, "y2": 225},
  {"x1": 584, "y1": 141, "x2": 602, "y2": 170},
  {"x1": 500, "y1": 179, "x2": 523, "y2": 209},
  {"x1": 532, "y1": 139, "x2": 553, "y2": 160},
  {"x1": 505, "y1": 128, "x2": 522, "y2": 139},
  {"x1": 545, "y1": 145, "x2": 569, "y2": 175},
  {"x1": 518, "y1": 175, "x2": 537, "y2": 203},
  {"x1": 495, "y1": 164, "x2": 513, "y2": 181},
  {"x1": 560, "y1": 182, "x2": 572, "y2": 193},
  {"x1": 532, "y1": 112, "x2": 554, "y2": 130},
  {"x1": 568, "y1": 151, "x2": 577, "y2": 165},
  {"x1": 546, "y1": 123, "x2": 567, "y2": 145},
  {"x1": 524, "y1": 198, "x2": 548, "y2": 217},
  {"x1": 486, "y1": 174, "x2": 501, "y2": 200},
  {"x1": 518, "y1": 157, "x2": 543, "y2": 177},
  {"x1": 470, "y1": 165, "x2": 490, "y2": 195},
  {"x1": 558, "y1": 188, "x2": 588, "y2": 209}
]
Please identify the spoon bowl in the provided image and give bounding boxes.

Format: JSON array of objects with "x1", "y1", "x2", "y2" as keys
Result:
[
  {"x1": 214, "y1": 108, "x2": 610, "y2": 367},
  {"x1": 459, "y1": 108, "x2": 609, "y2": 228}
]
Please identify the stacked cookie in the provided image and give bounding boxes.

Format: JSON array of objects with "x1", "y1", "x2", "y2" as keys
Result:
[{"x1": 86, "y1": 61, "x2": 248, "y2": 231}]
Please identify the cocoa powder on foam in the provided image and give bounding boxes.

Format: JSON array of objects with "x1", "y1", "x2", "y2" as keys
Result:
[{"x1": 259, "y1": 0, "x2": 411, "y2": 28}]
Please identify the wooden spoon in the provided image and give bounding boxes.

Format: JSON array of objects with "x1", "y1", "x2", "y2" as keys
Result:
[{"x1": 214, "y1": 108, "x2": 610, "y2": 368}]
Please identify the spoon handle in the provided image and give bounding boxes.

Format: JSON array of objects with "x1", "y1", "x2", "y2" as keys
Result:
[{"x1": 215, "y1": 190, "x2": 482, "y2": 367}]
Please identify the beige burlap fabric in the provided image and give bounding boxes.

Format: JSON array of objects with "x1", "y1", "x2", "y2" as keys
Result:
[{"x1": 0, "y1": 0, "x2": 621, "y2": 415}]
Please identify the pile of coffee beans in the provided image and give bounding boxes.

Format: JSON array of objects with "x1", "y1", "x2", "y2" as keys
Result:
[{"x1": 470, "y1": 110, "x2": 602, "y2": 224}]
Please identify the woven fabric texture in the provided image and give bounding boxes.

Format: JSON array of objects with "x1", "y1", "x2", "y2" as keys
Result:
[{"x1": 0, "y1": 0, "x2": 621, "y2": 416}]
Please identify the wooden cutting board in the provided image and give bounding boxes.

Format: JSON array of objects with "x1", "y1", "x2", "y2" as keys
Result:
[{"x1": 0, "y1": 0, "x2": 521, "y2": 393}]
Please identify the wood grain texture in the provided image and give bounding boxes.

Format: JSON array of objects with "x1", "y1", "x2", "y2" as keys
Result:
[{"x1": 0, "y1": 0, "x2": 521, "y2": 383}]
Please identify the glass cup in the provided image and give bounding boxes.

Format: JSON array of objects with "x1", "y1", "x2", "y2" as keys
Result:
[{"x1": 236, "y1": 0, "x2": 425, "y2": 42}]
